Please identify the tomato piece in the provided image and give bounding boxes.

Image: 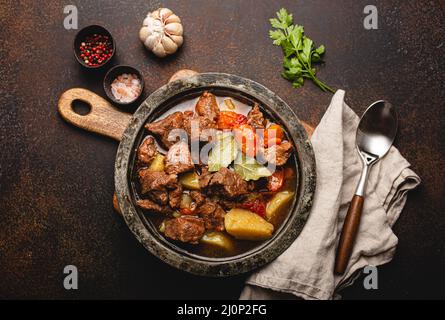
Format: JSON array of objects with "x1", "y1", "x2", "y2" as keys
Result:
[
  {"x1": 268, "y1": 124, "x2": 284, "y2": 139},
  {"x1": 267, "y1": 168, "x2": 285, "y2": 192},
  {"x1": 234, "y1": 123, "x2": 257, "y2": 157},
  {"x1": 241, "y1": 198, "x2": 266, "y2": 218},
  {"x1": 236, "y1": 114, "x2": 247, "y2": 125},
  {"x1": 264, "y1": 124, "x2": 284, "y2": 147},
  {"x1": 217, "y1": 111, "x2": 247, "y2": 129},
  {"x1": 265, "y1": 137, "x2": 282, "y2": 147}
]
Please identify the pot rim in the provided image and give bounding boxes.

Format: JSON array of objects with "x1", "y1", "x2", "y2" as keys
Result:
[{"x1": 115, "y1": 73, "x2": 316, "y2": 277}]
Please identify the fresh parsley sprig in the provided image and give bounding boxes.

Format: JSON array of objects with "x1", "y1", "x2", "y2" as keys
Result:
[{"x1": 269, "y1": 8, "x2": 334, "y2": 93}]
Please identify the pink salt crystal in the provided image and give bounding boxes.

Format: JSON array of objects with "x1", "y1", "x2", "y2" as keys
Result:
[{"x1": 110, "y1": 73, "x2": 142, "y2": 103}]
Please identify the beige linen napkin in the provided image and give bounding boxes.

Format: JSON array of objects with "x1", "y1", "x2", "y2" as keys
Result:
[{"x1": 240, "y1": 90, "x2": 420, "y2": 300}]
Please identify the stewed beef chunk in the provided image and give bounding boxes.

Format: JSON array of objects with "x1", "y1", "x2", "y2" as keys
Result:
[
  {"x1": 195, "y1": 199, "x2": 226, "y2": 231},
  {"x1": 247, "y1": 104, "x2": 266, "y2": 129},
  {"x1": 145, "y1": 112, "x2": 185, "y2": 149},
  {"x1": 137, "y1": 136, "x2": 157, "y2": 165},
  {"x1": 138, "y1": 168, "x2": 182, "y2": 207},
  {"x1": 190, "y1": 191, "x2": 206, "y2": 207},
  {"x1": 189, "y1": 191, "x2": 226, "y2": 231},
  {"x1": 196, "y1": 116, "x2": 218, "y2": 142},
  {"x1": 164, "y1": 216, "x2": 205, "y2": 244},
  {"x1": 138, "y1": 169, "x2": 178, "y2": 194},
  {"x1": 137, "y1": 199, "x2": 171, "y2": 214},
  {"x1": 149, "y1": 190, "x2": 169, "y2": 205},
  {"x1": 198, "y1": 167, "x2": 213, "y2": 189},
  {"x1": 195, "y1": 91, "x2": 220, "y2": 122},
  {"x1": 218, "y1": 199, "x2": 239, "y2": 210},
  {"x1": 183, "y1": 110, "x2": 218, "y2": 142},
  {"x1": 263, "y1": 141, "x2": 293, "y2": 166},
  {"x1": 200, "y1": 167, "x2": 249, "y2": 198},
  {"x1": 165, "y1": 141, "x2": 194, "y2": 175},
  {"x1": 168, "y1": 184, "x2": 183, "y2": 209},
  {"x1": 182, "y1": 110, "x2": 194, "y2": 140}
]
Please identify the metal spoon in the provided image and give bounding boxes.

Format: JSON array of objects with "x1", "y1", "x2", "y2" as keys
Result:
[{"x1": 334, "y1": 100, "x2": 398, "y2": 275}]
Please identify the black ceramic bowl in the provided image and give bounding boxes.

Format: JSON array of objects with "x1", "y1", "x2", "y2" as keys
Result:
[
  {"x1": 73, "y1": 25, "x2": 115, "y2": 69},
  {"x1": 103, "y1": 65, "x2": 145, "y2": 106}
]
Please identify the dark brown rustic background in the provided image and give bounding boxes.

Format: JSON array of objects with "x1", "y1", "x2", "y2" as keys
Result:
[{"x1": 0, "y1": 0, "x2": 444, "y2": 299}]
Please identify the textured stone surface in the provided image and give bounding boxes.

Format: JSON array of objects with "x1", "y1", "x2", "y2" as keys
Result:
[{"x1": 0, "y1": 0, "x2": 444, "y2": 299}]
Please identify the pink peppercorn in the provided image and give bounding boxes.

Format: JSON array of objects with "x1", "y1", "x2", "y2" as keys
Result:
[{"x1": 79, "y1": 33, "x2": 113, "y2": 67}]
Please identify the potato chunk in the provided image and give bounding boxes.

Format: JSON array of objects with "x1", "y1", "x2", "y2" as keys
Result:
[
  {"x1": 224, "y1": 208, "x2": 274, "y2": 241},
  {"x1": 200, "y1": 231, "x2": 235, "y2": 251},
  {"x1": 179, "y1": 171, "x2": 200, "y2": 190},
  {"x1": 148, "y1": 153, "x2": 165, "y2": 172},
  {"x1": 266, "y1": 191, "x2": 294, "y2": 222},
  {"x1": 179, "y1": 193, "x2": 193, "y2": 209}
]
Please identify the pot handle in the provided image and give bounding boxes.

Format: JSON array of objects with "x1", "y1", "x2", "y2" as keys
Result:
[{"x1": 58, "y1": 88, "x2": 132, "y2": 141}]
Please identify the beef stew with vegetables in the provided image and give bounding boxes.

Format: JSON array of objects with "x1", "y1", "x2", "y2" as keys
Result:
[{"x1": 132, "y1": 91, "x2": 297, "y2": 257}]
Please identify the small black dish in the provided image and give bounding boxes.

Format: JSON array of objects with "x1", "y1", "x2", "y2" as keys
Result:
[
  {"x1": 103, "y1": 65, "x2": 145, "y2": 106},
  {"x1": 73, "y1": 25, "x2": 115, "y2": 69}
]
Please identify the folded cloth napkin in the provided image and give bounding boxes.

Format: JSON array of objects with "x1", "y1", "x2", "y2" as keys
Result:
[{"x1": 240, "y1": 90, "x2": 420, "y2": 300}]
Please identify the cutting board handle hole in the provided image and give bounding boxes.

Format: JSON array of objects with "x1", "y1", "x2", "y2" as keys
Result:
[{"x1": 72, "y1": 99, "x2": 91, "y2": 116}]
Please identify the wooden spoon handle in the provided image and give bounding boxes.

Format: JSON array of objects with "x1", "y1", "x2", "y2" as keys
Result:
[
  {"x1": 334, "y1": 195, "x2": 364, "y2": 274},
  {"x1": 58, "y1": 88, "x2": 132, "y2": 141}
]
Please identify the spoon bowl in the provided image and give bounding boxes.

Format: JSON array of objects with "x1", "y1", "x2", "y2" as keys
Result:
[{"x1": 356, "y1": 100, "x2": 398, "y2": 158}]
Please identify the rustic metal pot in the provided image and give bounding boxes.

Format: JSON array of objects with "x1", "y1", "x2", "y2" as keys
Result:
[
  {"x1": 115, "y1": 73, "x2": 316, "y2": 277},
  {"x1": 58, "y1": 73, "x2": 316, "y2": 277}
]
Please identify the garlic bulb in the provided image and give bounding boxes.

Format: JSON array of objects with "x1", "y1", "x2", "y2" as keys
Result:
[{"x1": 139, "y1": 8, "x2": 184, "y2": 57}]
